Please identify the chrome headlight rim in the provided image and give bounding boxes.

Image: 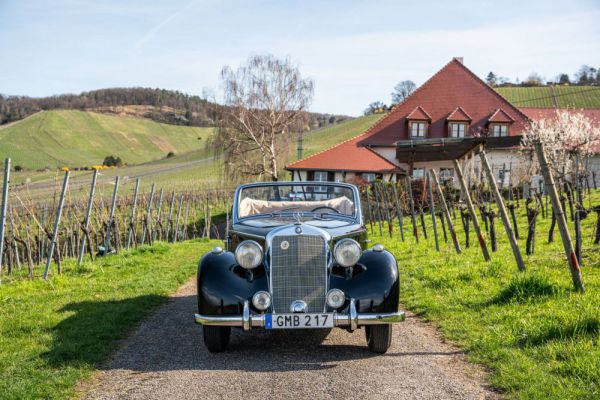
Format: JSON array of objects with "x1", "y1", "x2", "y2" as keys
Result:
[
  {"x1": 235, "y1": 240, "x2": 263, "y2": 270},
  {"x1": 333, "y1": 238, "x2": 362, "y2": 267}
]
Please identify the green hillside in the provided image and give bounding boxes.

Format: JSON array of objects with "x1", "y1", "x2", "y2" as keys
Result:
[
  {"x1": 300, "y1": 114, "x2": 382, "y2": 158},
  {"x1": 496, "y1": 86, "x2": 600, "y2": 108},
  {"x1": 0, "y1": 110, "x2": 213, "y2": 170}
]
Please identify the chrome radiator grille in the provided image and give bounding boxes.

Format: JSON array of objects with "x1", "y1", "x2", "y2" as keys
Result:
[{"x1": 270, "y1": 234, "x2": 327, "y2": 313}]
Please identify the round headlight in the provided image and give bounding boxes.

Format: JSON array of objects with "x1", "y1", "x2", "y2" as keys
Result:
[
  {"x1": 252, "y1": 291, "x2": 271, "y2": 311},
  {"x1": 235, "y1": 240, "x2": 263, "y2": 269},
  {"x1": 326, "y1": 288, "x2": 345, "y2": 308},
  {"x1": 333, "y1": 238, "x2": 361, "y2": 267}
]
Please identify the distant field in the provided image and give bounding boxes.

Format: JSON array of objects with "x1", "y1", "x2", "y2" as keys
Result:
[
  {"x1": 0, "y1": 110, "x2": 214, "y2": 170},
  {"x1": 497, "y1": 86, "x2": 600, "y2": 108},
  {"x1": 6, "y1": 114, "x2": 377, "y2": 198}
]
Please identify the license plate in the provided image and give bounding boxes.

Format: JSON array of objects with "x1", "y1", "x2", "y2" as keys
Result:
[{"x1": 265, "y1": 313, "x2": 334, "y2": 329}]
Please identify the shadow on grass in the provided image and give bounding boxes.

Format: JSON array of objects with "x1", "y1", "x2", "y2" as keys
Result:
[
  {"x1": 487, "y1": 274, "x2": 558, "y2": 305},
  {"x1": 43, "y1": 295, "x2": 169, "y2": 369},
  {"x1": 517, "y1": 316, "x2": 599, "y2": 347}
]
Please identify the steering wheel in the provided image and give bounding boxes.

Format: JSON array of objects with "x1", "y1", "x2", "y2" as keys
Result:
[{"x1": 311, "y1": 206, "x2": 340, "y2": 213}]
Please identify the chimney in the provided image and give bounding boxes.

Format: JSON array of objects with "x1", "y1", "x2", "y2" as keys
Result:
[{"x1": 454, "y1": 57, "x2": 463, "y2": 64}]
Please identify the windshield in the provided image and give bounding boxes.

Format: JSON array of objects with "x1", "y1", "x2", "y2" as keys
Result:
[{"x1": 237, "y1": 183, "x2": 356, "y2": 220}]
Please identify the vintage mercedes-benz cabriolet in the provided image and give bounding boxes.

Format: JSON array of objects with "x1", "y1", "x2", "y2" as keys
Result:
[{"x1": 194, "y1": 182, "x2": 404, "y2": 353}]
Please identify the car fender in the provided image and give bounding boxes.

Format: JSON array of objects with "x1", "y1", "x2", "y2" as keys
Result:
[
  {"x1": 329, "y1": 249, "x2": 399, "y2": 314},
  {"x1": 197, "y1": 251, "x2": 268, "y2": 315}
]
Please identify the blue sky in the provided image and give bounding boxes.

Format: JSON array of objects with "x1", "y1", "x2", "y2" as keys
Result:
[{"x1": 1, "y1": 0, "x2": 599, "y2": 116}]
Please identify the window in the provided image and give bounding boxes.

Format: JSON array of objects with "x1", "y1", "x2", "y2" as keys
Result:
[
  {"x1": 362, "y1": 173, "x2": 376, "y2": 182},
  {"x1": 490, "y1": 124, "x2": 509, "y2": 137},
  {"x1": 449, "y1": 123, "x2": 466, "y2": 138},
  {"x1": 440, "y1": 168, "x2": 454, "y2": 182},
  {"x1": 412, "y1": 168, "x2": 425, "y2": 179},
  {"x1": 313, "y1": 170, "x2": 328, "y2": 192},
  {"x1": 410, "y1": 121, "x2": 427, "y2": 138}
]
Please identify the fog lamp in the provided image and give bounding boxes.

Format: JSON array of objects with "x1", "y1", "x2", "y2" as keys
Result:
[
  {"x1": 252, "y1": 291, "x2": 271, "y2": 311},
  {"x1": 326, "y1": 288, "x2": 345, "y2": 309}
]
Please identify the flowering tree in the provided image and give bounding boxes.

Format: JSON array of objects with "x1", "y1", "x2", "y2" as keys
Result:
[{"x1": 521, "y1": 110, "x2": 600, "y2": 180}]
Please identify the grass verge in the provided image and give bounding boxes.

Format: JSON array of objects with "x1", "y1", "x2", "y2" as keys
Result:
[
  {"x1": 0, "y1": 239, "x2": 217, "y2": 399},
  {"x1": 369, "y1": 191, "x2": 600, "y2": 399}
]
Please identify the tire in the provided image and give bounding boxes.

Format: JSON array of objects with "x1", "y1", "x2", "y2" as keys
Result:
[
  {"x1": 365, "y1": 324, "x2": 392, "y2": 354},
  {"x1": 202, "y1": 325, "x2": 231, "y2": 353}
]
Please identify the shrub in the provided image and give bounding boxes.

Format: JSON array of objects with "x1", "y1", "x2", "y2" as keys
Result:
[
  {"x1": 103, "y1": 155, "x2": 123, "y2": 167},
  {"x1": 166, "y1": 151, "x2": 175, "y2": 158},
  {"x1": 14, "y1": 165, "x2": 24, "y2": 172}
]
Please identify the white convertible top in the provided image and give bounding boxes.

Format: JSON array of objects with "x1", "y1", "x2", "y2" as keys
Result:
[{"x1": 238, "y1": 196, "x2": 354, "y2": 218}]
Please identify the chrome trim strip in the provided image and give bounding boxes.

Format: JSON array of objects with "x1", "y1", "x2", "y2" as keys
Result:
[{"x1": 194, "y1": 310, "x2": 405, "y2": 329}]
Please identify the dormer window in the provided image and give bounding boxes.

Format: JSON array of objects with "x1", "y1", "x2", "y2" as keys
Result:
[
  {"x1": 406, "y1": 106, "x2": 432, "y2": 139},
  {"x1": 449, "y1": 122, "x2": 467, "y2": 138},
  {"x1": 410, "y1": 121, "x2": 427, "y2": 138},
  {"x1": 487, "y1": 108, "x2": 513, "y2": 137},
  {"x1": 490, "y1": 124, "x2": 509, "y2": 137}
]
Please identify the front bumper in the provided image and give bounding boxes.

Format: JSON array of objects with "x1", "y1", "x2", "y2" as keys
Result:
[{"x1": 194, "y1": 299, "x2": 405, "y2": 331}]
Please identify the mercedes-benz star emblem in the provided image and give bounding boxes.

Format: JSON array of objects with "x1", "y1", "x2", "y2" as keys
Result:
[
  {"x1": 280, "y1": 241, "x2": 290, "y2": 250},
  {"x1": 295, "y1": 226, "x2": 302, "y2": 234}
]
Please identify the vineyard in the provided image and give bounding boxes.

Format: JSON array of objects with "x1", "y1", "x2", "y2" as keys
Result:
[{"x1": 0, "y1": 159, "x2": 231, "y2": 283}]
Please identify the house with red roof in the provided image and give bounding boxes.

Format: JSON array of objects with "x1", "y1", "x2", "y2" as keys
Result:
[{"x1": 286, "y1": 58, "x2": 600, "y2": 186}]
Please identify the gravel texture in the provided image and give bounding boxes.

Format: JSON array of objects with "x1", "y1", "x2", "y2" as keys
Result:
[{"x1": 81, "y1": 279, "x2": 499, "y2": 400}]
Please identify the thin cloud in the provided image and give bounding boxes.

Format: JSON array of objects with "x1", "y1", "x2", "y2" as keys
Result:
[{"x1": 135, "y1": 0, "x2": 200, "y2": 52}]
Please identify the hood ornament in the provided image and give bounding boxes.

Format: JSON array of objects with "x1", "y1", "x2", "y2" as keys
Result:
[{"x1": 293, "y1": 212, "x2": 303, "y2": 226}]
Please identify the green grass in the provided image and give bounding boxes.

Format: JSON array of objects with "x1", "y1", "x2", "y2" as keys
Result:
[
  {"x1": 497, "y1": 86, "x2": 600, "y2": 108},
  {"x1": 0, "y1": 239, "x2": 217, "y2": 399},
  {"x1": 0, "y1": 110, "x2": 214, "y2": 170},
  {"x1": 301, "y1": 114, "x2": 382, "y2": 158},
  {"x1": 368, "y1": 190, "x2": 600, "y2": 399}
]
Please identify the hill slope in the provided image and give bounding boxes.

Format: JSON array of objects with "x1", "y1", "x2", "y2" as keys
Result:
[
  {"x1": 0, "y1": 110, "x2": 213, "y2": 170},
  {"x1": 298, "y1": 114, "x2": 382, "y2": 159},
  {"x1": 496, "y1": 86, "x2": 600, "y2": 108}
]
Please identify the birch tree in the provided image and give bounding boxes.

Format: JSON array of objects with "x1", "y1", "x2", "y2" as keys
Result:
[{"x1": 213, "y1": 55, "x2": 314, "y2": 181}]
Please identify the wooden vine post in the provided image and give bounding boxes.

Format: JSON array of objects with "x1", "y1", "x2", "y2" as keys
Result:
[
  {"x1": 426, "y1": 173, "x2": 440, "y2": 251},
  {"x1": 77, "y1": 168, "x2": 98, "y2": 267},
  {"x1": 406, "y1": 176, "x2": 418, "y2": 242},
  {"x1": 44, "y1": 170, "x2": 69, "y2": 280},
  {"x1": 104, "y1": 176, "x2": 120, "y2": 253},
  {"x1": 452, "y1": 158, "x2": 490, "y2": 261},
  {"x1": 140, "y1": 183, "x2": 156, "y2": 245},
  {"x1": 127, "y1": 178, "x2": 141, "y2": 250},
  {"x1": 534, "y1": 142, "x2": 585, "y2": 292},
  {"x1": 430, "y1": 170, "x2": 461, "y2": 254},
  {"x1": 0, "y1": 158, "x2": 10, "y2": 281},
  {"x1": 479, "y1": 148, "x2": 525, "y2": 271}
]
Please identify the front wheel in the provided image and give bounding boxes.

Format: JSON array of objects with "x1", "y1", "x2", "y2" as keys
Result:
[
  {"x1": 202, "y1": 325, "x2": 231, "y2": 353},
  {"x1": 365, "y1": 325, "x2": 392, "y2": 353}
]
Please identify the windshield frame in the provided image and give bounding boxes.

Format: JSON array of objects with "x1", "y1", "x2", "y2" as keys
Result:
[{"x1": 232, "y1": 181, "x2": 362, "y2": 225}]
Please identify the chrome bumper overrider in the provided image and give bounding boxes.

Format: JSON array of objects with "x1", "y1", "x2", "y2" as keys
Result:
[{"x1": 194, "y1": 299, "x2": 405, "y2": 331}]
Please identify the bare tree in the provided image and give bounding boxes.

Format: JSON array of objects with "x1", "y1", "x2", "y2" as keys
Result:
[
  {"x1": 391, "y1": 80, "x2": 416, "y2": 105},
  {"x1": 212, "y1": 55, "x2": 313, "y2": 181}
]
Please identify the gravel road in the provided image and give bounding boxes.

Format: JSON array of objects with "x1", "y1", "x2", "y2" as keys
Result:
[{"x1": 81, "y1": 279, "x2": 499, "y2": 400}]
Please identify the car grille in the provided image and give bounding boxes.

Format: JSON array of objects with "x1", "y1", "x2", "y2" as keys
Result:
[{"x1": 270, "y1": 234, "x2": 327, "y2": 313}]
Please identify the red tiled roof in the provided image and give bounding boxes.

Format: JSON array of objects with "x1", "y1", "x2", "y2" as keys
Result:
[
  {"x1": 488, "y1": 108, "x2": 515, "y2": 123},
  {"x1": 446, "y1": 106, "x2": 472, "y2": 121},
  {"x1": 358, "y1": 58, "x2": 530, "y2": 146},
  {"x1": 520, "y1": 107, "x2": 600, "y2": 125},
  {"x1": 286, "y1": 133, "x2": 404, "y2": 173},
  {"x1": 406, "y1": 106, "x2": 432, "y2": 121}
]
